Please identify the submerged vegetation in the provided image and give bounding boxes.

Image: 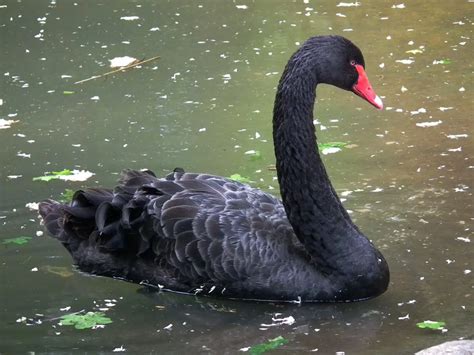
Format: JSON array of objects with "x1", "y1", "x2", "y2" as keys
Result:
[
  {"x1": 2, "y1": 236, "x2": 32, "y2": 245},
  {"x1": 247, "y1": 336, "x2": 288, "y2": 355}
]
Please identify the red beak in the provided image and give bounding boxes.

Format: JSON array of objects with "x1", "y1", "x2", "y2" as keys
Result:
[{"x1": 352, "y1": 65, "x2": 383, "y2": 110}]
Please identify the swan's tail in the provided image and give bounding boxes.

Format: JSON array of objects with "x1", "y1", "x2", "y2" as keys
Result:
[
  {"x1": 38, "y1": 169, "x2": 158, "y2": 260},
  {"x1": 39, "y1": 188, "x2": 114, "y2": 255}
]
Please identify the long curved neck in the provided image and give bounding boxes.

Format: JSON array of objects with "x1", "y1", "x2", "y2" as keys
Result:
[{"x1": 273, "y1": 59, "x2": 358, "y2": 266}]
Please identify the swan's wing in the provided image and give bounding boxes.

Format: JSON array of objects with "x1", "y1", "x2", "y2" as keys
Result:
[{"x1": 44, "y1": 169, "x2": 298, "y2": 291}]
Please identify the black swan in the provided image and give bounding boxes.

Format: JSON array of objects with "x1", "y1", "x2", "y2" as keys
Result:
[{"x1": 39, "y1": 35, "x2": 389, "y2": 302}]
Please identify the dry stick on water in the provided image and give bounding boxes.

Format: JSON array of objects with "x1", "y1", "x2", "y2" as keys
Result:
[{"x1": 74, "y1": 55, "x2": 161, "y2": 85}]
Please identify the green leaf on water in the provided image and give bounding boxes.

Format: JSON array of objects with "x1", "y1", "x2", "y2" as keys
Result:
[
  {"x1": 59, "y1": 188, "x2": 75, "y2": 203},
  {"x1": 2, "y1": 236, "x2": 32, "y2": 245},
  {"x1": 33, "y1": 169, "x2": 73, "y2": 182},
  {"x1": 249, "y1": 336, "x2": 288, "y2": 355},
  {"x1": 416, "y1": 320, "x2": 446, "y2": 330},
  {"x1": 229, "y1": 174, "x2": 252, "y2": 184},
  {"x1": 59, "y1": 312, "x2": 112, "y2": 329},
  {"x1": 63, "y1": 91, "x2": 75, "y2": 95},
  {"x1": 317, "y1": 142, "x2": 348, "y2": 151},
  {"x1": 438, "y1": 59, "x2": 452, "y2": 65}
]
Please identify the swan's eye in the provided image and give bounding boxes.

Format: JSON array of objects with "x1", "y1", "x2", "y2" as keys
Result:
[{"x1": 350, "y1": 60, "x2": 356, "y2": 66}]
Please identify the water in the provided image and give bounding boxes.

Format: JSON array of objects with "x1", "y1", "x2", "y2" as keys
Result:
[{"x1": 1, "y1": 1, "x2": 472, "y2": 353}]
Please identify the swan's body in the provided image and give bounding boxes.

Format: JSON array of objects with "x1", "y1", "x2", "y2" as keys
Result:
[{"x1": 40, "y1": 35, "x2": 389, "y2": 302}]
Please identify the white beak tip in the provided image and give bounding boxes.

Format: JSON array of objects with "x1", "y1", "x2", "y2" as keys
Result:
[{"x1": 374, "y1": 95, "x2": 384, "y2": 110}]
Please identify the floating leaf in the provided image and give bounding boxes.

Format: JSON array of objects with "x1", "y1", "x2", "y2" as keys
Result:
[
  {"x1": 33, "y1": 169, "x2": 94, "y2": 182},
  {"x1": 44, "y1": 265, "x2": 74, "y2": 278},
  {"x1": 318, "y1": 142, "x2": 348, "y2": 151},
  {"x1": 33, "y1": 169, "x2": 72, "y2": 182},
  {"x1": 416, "y1": 320, "x2": 446, "y2": 330},
  {"x1": 60, "y1": 312, "x2": 112, "y2": 329},
  {"x1": 229, "y1": 174, "x2": 252, "y2": 183},
  {"x1": 249, "y1": 336, "x2": 288, "y2": 355},
  {"x1": 2, "y1": 236, "x2": 32, "y2": 245},
  {"x1": 433, "y1": 59, "x2": 452, "y2": 65},
  {"x1": 63, "y1": 91, "x2": 75, "y2": 95},
  {"x1": 59, "y1": 189, "x2": 75, "y2": 203}
]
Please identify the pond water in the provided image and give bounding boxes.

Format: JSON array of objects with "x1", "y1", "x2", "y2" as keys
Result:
[{"x1": 1, "y1": 0, "x2": 472, "y2": 353}]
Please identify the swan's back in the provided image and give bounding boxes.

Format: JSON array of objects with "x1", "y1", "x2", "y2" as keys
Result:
[{"x1": 40, "y1": 169, "x2": 317, "y2": 300}]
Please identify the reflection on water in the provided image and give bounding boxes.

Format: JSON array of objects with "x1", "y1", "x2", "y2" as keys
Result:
[{"x1": 1, "y1": 0, "x2": 472, "y2": 353}]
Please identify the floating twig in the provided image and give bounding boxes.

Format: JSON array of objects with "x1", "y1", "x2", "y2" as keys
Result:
[{"x1": 74, "y1": 55, "x2": 161, "y2": 84}]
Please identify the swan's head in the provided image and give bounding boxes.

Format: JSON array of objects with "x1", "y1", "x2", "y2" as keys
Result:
[{"x1": 304, "y1": 35, "x2": 383, "y2": 110}]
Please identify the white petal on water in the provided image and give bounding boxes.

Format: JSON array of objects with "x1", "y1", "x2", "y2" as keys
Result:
[
  {"x1": 396, "y1": 59, "x2": 414, "y2": 65},
  {"x1": 112, "y1": 346, "x2": 126, "y2": 352},
  {"x1": 0, "y1": 119, "x2": 19, "y2": 129},
  {"x1": 58, "y1": 170, "x2": 94, "y2": 182},
  {"x1": 244, "y1": 150, "x2": 256, "y2": 155},
  {"x1": 456, "y1": 237, "x2": 470, "y2": 243},
  {"x1": 401, "y1": 86, "x2": 408, "y2": 92},
  {"x1": 416, "y1": 120, "x2": 442, "y2": 128},
  {"x1": 446, "y1": 134, "x2": 468, "y2": 139},
  {"x1": 17, "y1": 152, "x2": 31, "y2": 158},
  {"x1": 60, "y1": 306, "x2": 71, "y2": 311},
  {"x1": 336, "y1": 2, "x2": 361, "y2": 7},
  {"x1": 198, "y1": 128, "x2": 206, "y2": 132},
  {"x1": 26, "y1": 202, "x2": 39, "y2": 210},
  {"x1": 239, "y1": 347, "x2": 250, "y2": 352},
  {"x1": 371, "y1": 187, "x2": 384, "y2": 192},
  {"x1": 379, "y1": 63, "x2": 385, "y2": 68},
  {"x1": 459, "y1": 87, "x2": 465, "y2": 92},
  {"x1": 260, "y1": 315, "x2": 295, "y2": 327},
  {"x1": 446, "y1": 259, "x2": 455, "y2": 264},
  {"x1": 410, "y1": 108, "x2": 426, "y2": 115},
  {"x1": 31, "y1": 267, "x2": 38, "y2": 272},
  {"x1": 149, "y1": 27, "x2": 160, "y2": 32},
  {"x1": 447, "y1": 147, "x2": 462, "y2": 152},
  {"x1": 90, "y1": 96, "x2": 100, "y2": 101},
  {"x1": 7, "y1": 175, "x2": 22, "y2": 179},
  {"x1": 392, "y1": 3, "x2": 406, "y2": 9},
  {"x1": 438, "y1": 107, "x2": 453, "y2": 111},
  {"x1": 163, "y1": 323, "x2": 173, "y2": 330},
  {"x1": 120, "y1": 16, "x2": 139, "y2": 21},
  {"x1": 464, "y1": 270, "x2": 472, "y2": 275},
  {"x1": 398, "y1": 314, "x2": 410, "y2": 320},
  {"x1": 36, "y1": 231, "x2": 43, "y2": 237},
  {"x1": 235, "y1": 5, "x2": 248, "y2": 9},
  {"x1": 322, "y1": 147, "x2": 341, "y2": 155},
  {"x1": 109, "y1": 56, "x2": 137, "y2": 68},
  {"x1": 336, "y1": 13, "x2": 347, "y2": 17}
]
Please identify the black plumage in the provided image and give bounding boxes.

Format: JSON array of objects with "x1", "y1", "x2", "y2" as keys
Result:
[{"x1": 39, "y1": 35, "x2": 389, "y2": 302}]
